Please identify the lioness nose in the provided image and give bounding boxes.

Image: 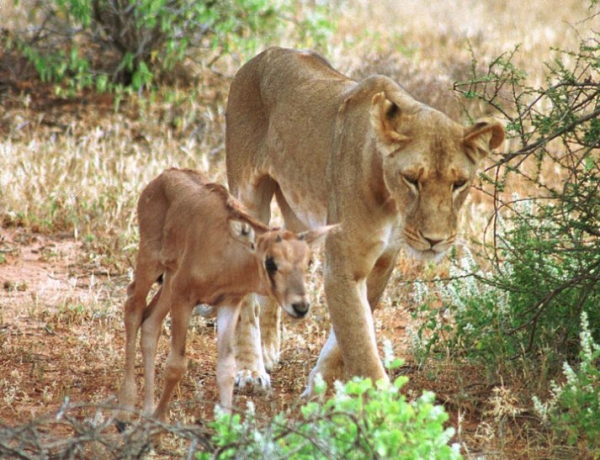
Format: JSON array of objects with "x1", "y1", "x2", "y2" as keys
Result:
[
  {"x1": 424, "y1": 237, "x2": 443, "y2": 248},
  {"x1": 292, "y1": 302, "x2": 310, "y2": 317}
]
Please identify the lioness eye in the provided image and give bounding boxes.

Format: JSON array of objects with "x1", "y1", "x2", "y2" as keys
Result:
[
  {"x1": 265, "y1": 256, "x2": 278, "y2": 273},
  {"x1": 402, "y1": 174, "x2": 419, "y2": 189},
  {"x1": 453, "y1": 180, "x2": 468, "y2": 191}
]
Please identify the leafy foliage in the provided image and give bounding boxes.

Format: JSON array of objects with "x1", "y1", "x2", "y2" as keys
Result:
[
  {"x1": 9, "y1": 0, "x2": 334, "y2": 94},
  {"x1": 409, "y1": 4, "x2": 599, "y2": 454},
  {"x1": 533, "y1": 312, "x2": 600, "y2": 456},
  {"x1": 453, "y1": 23, "x2": 600, "y2": 365},
  {"x1": 197, "y1": 369, "x2": 460, "y2": 460},
  {"x1": 410, "y1": 7, "x2": 600, "y2": 371}
]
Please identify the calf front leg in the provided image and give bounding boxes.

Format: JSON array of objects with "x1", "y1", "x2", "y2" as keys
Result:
[
  {"x1": 259, "y1": 295, "x2": 281, "y2": 371},
  {"x1": 217, "y1": 304, "x2": 243, "y2": 411},
  {"x1": 234, "y1": 294, "x2": 271, "y2": 390}
]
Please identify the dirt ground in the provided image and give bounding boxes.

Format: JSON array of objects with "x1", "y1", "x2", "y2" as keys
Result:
[{"x1": 0, "y1": 225, "x2": 496, "y2": 457}]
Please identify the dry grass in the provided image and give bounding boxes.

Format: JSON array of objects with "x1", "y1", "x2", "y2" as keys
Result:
[{"x1": 1, "y1": 0, "x2": 598, "y2": 458}]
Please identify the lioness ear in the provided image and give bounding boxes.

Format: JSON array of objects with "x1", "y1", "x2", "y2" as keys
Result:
[
  {"x1": 370, "y1": 92, "x2": 412, "y2": 156},
  {"x1": 464, "y1": 118, "x2": 505, "y2": 162},
  {"x1": 229, "y1": 220, "x2": 256, "y2": 251},
  {"x1": 297, "y1": 224, "x2": 338, "y2": 246}
]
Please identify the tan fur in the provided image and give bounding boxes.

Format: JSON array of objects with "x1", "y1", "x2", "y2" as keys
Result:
[
  {"x1": 117, "y1": 168, "x2": 333, "y2": 422},
  {"x1": 225, "y1": 47, "x2": 505, "y2": 394}
]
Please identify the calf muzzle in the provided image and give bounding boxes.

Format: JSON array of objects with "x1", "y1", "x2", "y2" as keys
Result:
[{"x1": 291, "y1": 301, "x2": 310, "y2": 317}]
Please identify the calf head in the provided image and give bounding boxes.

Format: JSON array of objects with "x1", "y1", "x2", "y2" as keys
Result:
[{"x1": 231, "y1": 221, "x2": 335, "y2": 318}]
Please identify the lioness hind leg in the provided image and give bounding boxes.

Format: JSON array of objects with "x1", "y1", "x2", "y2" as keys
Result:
[
  {"x1": 234, "y1": 295, "x2": 271, "y2": 390},
  {"x1": 259, "y1": 186, "x2": 312, "y2": 371},
  {"x1": 258, "y1": 186, "x2": 313, "y2": 373},
  {"x1": 230, "y1": 176, "x2": 277, "y2": 391}
]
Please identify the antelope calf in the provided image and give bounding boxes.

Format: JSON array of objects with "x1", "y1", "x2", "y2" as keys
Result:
[{"x1": 117, "y1": 168, "x2": 333, "y2": 423}]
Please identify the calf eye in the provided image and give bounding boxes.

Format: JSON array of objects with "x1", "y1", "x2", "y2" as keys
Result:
[{"x1": 265, "y1": 256, "x2": 278, "y2": 273}]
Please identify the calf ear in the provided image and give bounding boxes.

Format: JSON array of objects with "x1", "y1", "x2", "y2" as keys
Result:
[
  {"x1": 229, "y1": 220, "x2": 256, "y2": 250},
  {"x1": 297, "y1": 224, "x2": 338, "y2": 246},
  {"x1": 464, "y1": 118, "x2": 505, "y2": 162},
  {"x1": 370, "y1": 92, "x2": 412, "y2": 156}
]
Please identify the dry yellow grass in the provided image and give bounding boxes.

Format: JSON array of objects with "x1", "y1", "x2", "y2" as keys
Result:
[{"x1": 1, "y1": 1, "x2": 598, "y2": 458}]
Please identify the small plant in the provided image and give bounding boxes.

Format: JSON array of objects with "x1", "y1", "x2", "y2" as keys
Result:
[
  {"x1": 533, "y1": 312, "x2": 600, "y2": 456},
  {"x1": 197, "y1": 354, "x2": 460, "y2": 460},
  {"x1": 410, "y1": 247, "x2": 515, "y2": 369}
]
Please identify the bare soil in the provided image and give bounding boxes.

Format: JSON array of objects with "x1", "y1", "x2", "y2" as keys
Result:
[{"x1": 1, "y1": 226, "x2": 520, "y2": 458}]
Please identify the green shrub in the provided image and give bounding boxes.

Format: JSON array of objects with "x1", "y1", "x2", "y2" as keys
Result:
[
  {"x1": 9, "y1": 0, "x2": 335, "y2": 94},
  {"x1": 412, "y1": 195, "x2": 599, "y2": 377},
  {"x1": 411, "y1": 3, "x2": 600, "y2": 377},
  {"x1": 197, "y1": 358, "x2": 460, "y2": 460},
  {"x1": 409, "y1": 247, "x2": 514, "y2": 369},
  {"x1": 533, "y1": 312, "x2": 600, "y2": 456}
]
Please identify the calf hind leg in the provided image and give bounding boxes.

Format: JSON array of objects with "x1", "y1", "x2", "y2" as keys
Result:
[
  {"x1": 117, "y1": 258, "x2": 162, "y2": 423},
  {"x1": 217, "y1": 304, "x2": 243, "y2": 411},
  {"x1": 140, "y1": 286, "x2": 173, "y2": 417}
]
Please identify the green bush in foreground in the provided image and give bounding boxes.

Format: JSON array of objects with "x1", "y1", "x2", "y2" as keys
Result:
[{"x1": 197, "y1": 356, "x2": 460, "y2": 460}]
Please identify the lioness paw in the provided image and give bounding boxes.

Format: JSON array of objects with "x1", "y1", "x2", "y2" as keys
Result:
[
  {"x1": 234, "y1": 369, "x2": 271, "y2": 392},
  {"x1": 262, "y1": 342, "x2": 280, "y2": 372}
]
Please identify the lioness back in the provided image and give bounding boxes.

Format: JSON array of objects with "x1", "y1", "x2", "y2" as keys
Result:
[{"x1": 226, "y1": 47, "x2": 360, "y2": 228}]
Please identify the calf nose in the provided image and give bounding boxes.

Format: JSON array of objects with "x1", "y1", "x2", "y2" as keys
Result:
[{"x1": 292, "y1": 301, "x2": 310, "y2": 317}]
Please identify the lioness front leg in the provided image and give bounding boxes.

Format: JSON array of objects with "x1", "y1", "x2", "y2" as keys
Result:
[
  {"x1": 303, "y1": 248, "x2": 400, "y2": 397},
  {"x1": 304, "y1": 235, "x2": 397, "y2": 396},
  {"x1": 234, "y1": 295, "x2": 271, "y2": 390},
  {"x1": 302, "y1": 329, "x2": 344, "y2": 397}
]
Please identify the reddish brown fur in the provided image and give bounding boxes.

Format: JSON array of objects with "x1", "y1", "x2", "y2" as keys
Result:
[{"x1": 117, "y1": 168, "x2": 333, "y2": 423}]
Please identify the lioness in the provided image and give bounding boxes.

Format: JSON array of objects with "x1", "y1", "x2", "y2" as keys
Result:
[{"x1": 226, "y1": 47, "x2": 504, "y2": 394}]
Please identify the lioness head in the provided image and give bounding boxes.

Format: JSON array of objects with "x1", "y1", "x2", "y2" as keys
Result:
[{"x1": 371, "y1": 92, "x2": 505, "y2": 260}]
